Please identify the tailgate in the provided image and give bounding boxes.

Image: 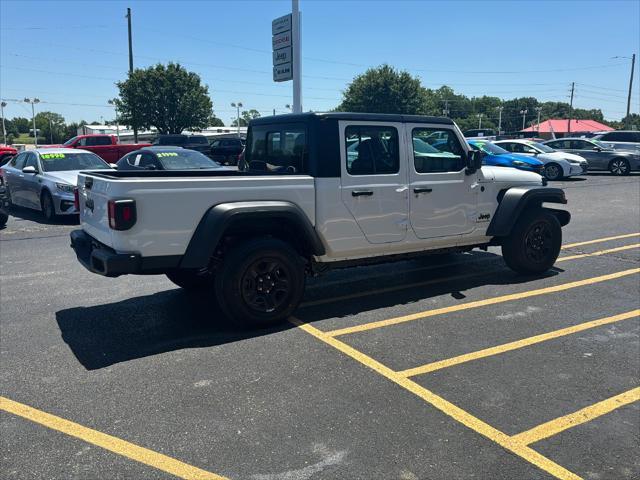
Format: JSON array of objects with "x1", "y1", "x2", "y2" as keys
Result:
[{"x1": 77, "y1": 172, "x2": 113, "y2": 248}]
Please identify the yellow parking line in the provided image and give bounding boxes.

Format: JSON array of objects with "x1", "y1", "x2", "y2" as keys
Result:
[
  {"x1": 324, "y1": 268, "x2": 640, "y2": 337},
  {"x1": 398, "y1": 310, "x2": 640, "y2": 378},
  {"x1": 511, "y1": 387, "x2": 640, "y2": 446},
  {"x1": 561, "y1": 232, "x2": 639, "y2": 249},
  {"x1": 0, "y1": 396, "x2": 227, "y2": 480},
  {"x1": 557, "y1": 244, "x2": 639, "y2": 262},
  {"x1": 290, "y1": 318, "x2": 581, "y2": 480}
]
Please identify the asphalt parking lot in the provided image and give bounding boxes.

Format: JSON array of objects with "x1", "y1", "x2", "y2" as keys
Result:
[{"x1": 1, "y1": 173, "x2": 639, "y2": 480}]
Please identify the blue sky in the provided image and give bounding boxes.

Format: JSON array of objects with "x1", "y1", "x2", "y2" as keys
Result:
[{"x1": 1, "y1": 0, "x2": 638, "y2": 126}]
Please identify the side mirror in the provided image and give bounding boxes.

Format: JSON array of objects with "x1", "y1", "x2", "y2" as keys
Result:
[
  {"x1": 466, "y1": 150, "x2": 482, "y2": 174},
  {"x1": 593, "y1": 146, "x2": 602, "y2": 152},
  {"x1": 22, "y1": 166, "x2": 38, "y2": 174}
]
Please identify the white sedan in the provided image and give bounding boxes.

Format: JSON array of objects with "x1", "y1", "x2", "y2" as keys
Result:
[{"x1": 494, "y1": 139, "x2": 588, "y2": 181}]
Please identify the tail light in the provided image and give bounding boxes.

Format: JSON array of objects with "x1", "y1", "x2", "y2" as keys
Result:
[
  {"x1": 73, "y1": 188, "x2": 79, "y2": 210},
  {"x1": 108, "y1": 199, "x2": 136, "y2": 230}
]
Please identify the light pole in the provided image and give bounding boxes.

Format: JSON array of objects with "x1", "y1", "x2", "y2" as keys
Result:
[
  {"x1": 495, "y1": 106, "x2": 503, "y2": 134},
  {"x1": 108, "y1": 99, "x2": 120, "y2": 142},
  {"x1": 231, "y1": 102, "x2": 243, "y2": 136},
  {"x1": 24, "y1": 98, "x2": 40, "y2": 147},
  {"x1": 520, "y1": 109, "x2": 528, "y2": 131},
  {"x1": 1, "y1": 101, "x2": 7, "y2": 144},
  {"x1": 613, "y1": 55, "x2": 636, "y2": 125},
  {"x1": 534, "y1": 107, "x2": 542, "y2": 135},
  {"x1": 442, "y1": 99, "x2": 450, "y2": 117},
  {"x1": 477, "y1": 113, "x2": 483, "y2": 129}
]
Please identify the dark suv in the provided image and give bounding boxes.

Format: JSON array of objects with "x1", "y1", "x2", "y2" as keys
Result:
[
  {"x1": 210, "y1": 137, "x2": 245, "y2": 165},
  {"x1": 152, "y1": 134, "x2": 211, "y2": 155}
]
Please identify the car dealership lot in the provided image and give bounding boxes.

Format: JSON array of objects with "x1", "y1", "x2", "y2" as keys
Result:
[{"x1": 1, "y1": 174, "x2": 639, "y2": 480}]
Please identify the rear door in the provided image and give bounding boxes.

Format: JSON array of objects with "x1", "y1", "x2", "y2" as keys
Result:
[
  {"x1": 406, "y1": 124, "x2": 478, "y2": 239},
  {"x1": 22, "y1": 153, "x2": 42, "y2": 208},
  {"x1": 339, "y1": 121, "x2": 408, "y2": 244},
  {"x1": 4, "y1": 152, "x2": 27, "y2": 205}
]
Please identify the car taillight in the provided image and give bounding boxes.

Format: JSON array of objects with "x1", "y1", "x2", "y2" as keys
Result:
[
  {"x1": 73, "y1": 188, "x2": 79, "y2": 210},
  {"x1": 108, "y1": 199, "x2": 136, "y2": 230}
]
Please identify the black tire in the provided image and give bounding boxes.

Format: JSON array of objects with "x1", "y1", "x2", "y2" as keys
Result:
[
  {"x1": 215, "y1": 237, "x2": 305, "y2": 328},
  {"x1": 544, "y1": 163, "x2": 563, "y2": 181},
  {"x1": 501, "y1": 209, "x2": 562, "y2": 275},
  {"x1": 40, "y1": 190, "x2": 56, "y2": 221},
  {"x1": 608, "y1": 158, "x2": 630, "y2": 176},
  {"x1": 0, "y1": 209, "x2": 8, "y2": 228},
  {"x1": 166, "y1": 268, "x2": 215, "y2": 291}
]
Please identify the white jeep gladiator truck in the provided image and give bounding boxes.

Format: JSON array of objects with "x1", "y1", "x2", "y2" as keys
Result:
[{"x1": 70, "y1": 113, "x2": 570, "y2": 327}]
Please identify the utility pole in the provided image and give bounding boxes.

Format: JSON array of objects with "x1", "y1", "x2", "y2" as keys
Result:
[
  {"x1": 442, "y1": 100, "x2": 450, "y2": 117},
  {"x1": 568, "y1": 82, "x2": 575, "y2": 134},
  {"x1": 496, "y1": 106, "x2": 503, "y2": 135},
  {"x1": 534, "y1": 107, "x2": 542, "y2": 135},
  {"x1": 477, "y1": 113, "x2": 483, "y2": 129},
  {"x1": 291, "y1": 0, "x2": 302, "y2": 113},
  {"x1": 520, "y1": 109, "x2": 528, "y2": 131},
  {"x1": 126, "y1": 7, "x2": 138, "y2": 143},
  {"x1": 1, "y1": 101, "x2": 7, "y2": 144},
  {"x1": 626, "y1": 54, "x2": 635, "y2": 125}
]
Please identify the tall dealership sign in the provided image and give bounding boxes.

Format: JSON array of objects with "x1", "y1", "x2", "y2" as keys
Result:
[{"x1": 272, "y1": 0, "x2": 301, "y2": 113}]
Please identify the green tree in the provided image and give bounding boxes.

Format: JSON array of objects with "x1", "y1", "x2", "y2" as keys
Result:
[
  {"x1": 115, "y1": 62, "x2": 214, "y2": 134},
  {"x1": 337, "y1": 64, "x2": 430, "y2": 114},
  {"x1": 35, "y1": 111, "x2": 66, "y2": 143},
  {"x1": 210, "y1": 116, "x2": 225, "y2": 127},
  {"x1": 230, "y1": 109, "x2": 261, "y2": 127},
  {"x1": 11, "y1": 117, "x2": 30, "y2": 134}
]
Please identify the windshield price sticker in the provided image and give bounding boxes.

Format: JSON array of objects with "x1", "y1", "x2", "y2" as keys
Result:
[
  {"x1": 157, "y1": 152, "x2": 179, "y2": 157},
  {"x1": 41, "y1": 153, "x2": 66, "y2": 159}
]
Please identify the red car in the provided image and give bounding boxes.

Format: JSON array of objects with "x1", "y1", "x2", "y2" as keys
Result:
[
  {"x1": 0, "y1": 145, "x2": 18, "y2": 166},
  {"x1": 43, "y1": 135, "x2": 151, "y2": 164}
]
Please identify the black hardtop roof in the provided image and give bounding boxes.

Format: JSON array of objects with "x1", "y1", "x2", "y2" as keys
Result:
[{"x1": 250, "y1": 112, "x2": 455, "y2": 126}]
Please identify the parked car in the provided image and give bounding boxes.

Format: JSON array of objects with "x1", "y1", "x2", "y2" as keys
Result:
[
  {"x1": 467, "y1": 140, "x2": 544, "y2": 176},
  {"x1": 116, "y1": 147, "x2": 225, "y2": 171},
  {"x1": 591, "y1": 130, "x2": 640, "y2": 153},
  {"x1": 494, "y1": 139, "x2": 588, "y2": 180},
  {"x1": 543, "y1": 138, "x2": 640, "y2": 175},
  {"x1": 210, "y1": 137, "x2": 245, "y2": 165},
  {"x1": 0, "y1": 175, "x2": 9, "y2": 227},
  {"x1": 0, "y1": 145, "x2": 18, "y2": 166},
  {"x1": 70, "y1": 112, "x2": 570, "y2": 327},
  {"x1": 42, "y1": 135, "x2": 151, "y2": 164},
  {"x1": 0, "y1": 148, "x2": 112, "y2": 220},
  {"x1": 152, "y1": 134, "x2": 211, "y2": 155}
]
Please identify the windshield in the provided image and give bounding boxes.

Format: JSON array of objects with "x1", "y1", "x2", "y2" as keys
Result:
[
  {"x1": 40, "y1": 152, "x2": 111, "y2": 172},
  {"x1": 63, "y1": 136, "x2": 78, "y2": 146},
  {"x1": 156, "y1": 150, "x2": 222, "y2": 170},
  {"x1": 471, "y1": 141, "x2": 509, "y2": 155},
  {"x1": 528, "y1": 142, "x2": 554, "y2": 153}
]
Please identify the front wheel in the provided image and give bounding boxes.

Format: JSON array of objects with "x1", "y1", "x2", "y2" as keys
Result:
[
  {"x1": 544, "y1": 163, "x2": 563, "y2": 181},
  {"x1": 502, "y1": 209, "x2": 562, "y2": 275},
  {"x1": 215, "y1": 237, "x2": 305, "y2": 328},
  {"x1": 40, "y1": 190, "x2": 56, "y2": 221},
  {"x1": 609, "y1": 158, "x2": 630, "y2": 176}
]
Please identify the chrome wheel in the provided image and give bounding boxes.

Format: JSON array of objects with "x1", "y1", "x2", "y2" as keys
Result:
[{"x1": 609, "y1": 159, "x2": 629, "y2": 176}]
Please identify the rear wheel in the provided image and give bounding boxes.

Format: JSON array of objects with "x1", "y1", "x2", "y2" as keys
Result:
[
  {"x1": 215, "y1": 237, "x2": 305, "y2": 328},
  {"x1": 608, "y1": 158, "x2": 630, "y2": 176},
  {"x1": 543, "y1": 163, "x2": 563, "y2": 181},
  {"x1": 40, "y1": 190, "x2": 56, "y2": 221},
  {"x1": 166, "y1": 268, "x2": 215, "y2": 291},
  {"x1": 502, "y1": 209, "x2": 562, "y2": 274}
]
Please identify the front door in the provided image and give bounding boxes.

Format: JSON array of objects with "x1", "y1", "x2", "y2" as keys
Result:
[
  {"x1": 340, "y1": 121, "x2": 409, "y2": 244},
  {"x1": 406, "y1": 124, "x2": 478, "y2": 239}
]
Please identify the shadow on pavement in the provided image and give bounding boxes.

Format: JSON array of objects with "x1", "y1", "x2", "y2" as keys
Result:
[
  {"x1": 8, "y1": 204, "x2": 79, "y2": 226},
  {"x1": 56, "y1": 251, "x2": 560, "y2": 370}
]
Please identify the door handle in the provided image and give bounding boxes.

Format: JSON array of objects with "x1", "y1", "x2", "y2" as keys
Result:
[
  {"x1": 413, "y1": 187, "x2": 432, "y2": 194},
  {"x1": 352, "y1": 190, "x2": 373, "y2": 197}
]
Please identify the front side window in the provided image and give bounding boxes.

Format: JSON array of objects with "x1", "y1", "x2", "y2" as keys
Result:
[
  {"x1": 570, "y1": 140, "x2": 591, "y2": 150},
  {"x1": 63, "y1": 136, "x2": 78, "y2": 146},
  {"x1": 244, "y1": 123, "x2": 307, "y2": 173},
  {"x1": 95, "y1": 136, "x2": 112, "y2": 146},
  {"x1": 412, "y1": 128, "x2": 464, "y2": 173},
  {"x1": 345, "y1": 125, "x2": 399, "y2": 175},
  {"x1": 24, "y1": 153, "x2": 38, "y2": 170},
  {"x1": 11, "y1": 153, "x2": 27, "y2": 169}
]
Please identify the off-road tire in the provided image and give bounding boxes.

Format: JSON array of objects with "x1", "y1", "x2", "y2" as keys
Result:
[
  {"x1": 214, "y1": 237, "x2": 305, "y2": 328},
  {"x1": 502, "y1": 209, "x2": 562, "y2": 274}
]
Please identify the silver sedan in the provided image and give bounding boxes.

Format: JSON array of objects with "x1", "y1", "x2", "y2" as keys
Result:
[{"x1": 0, "y1": 148, "x2": 112, "y2": 220}]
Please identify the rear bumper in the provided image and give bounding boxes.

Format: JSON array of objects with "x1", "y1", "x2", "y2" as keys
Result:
[{"x1": 70, "y1": 230, "x2": 181, "y2": 277}]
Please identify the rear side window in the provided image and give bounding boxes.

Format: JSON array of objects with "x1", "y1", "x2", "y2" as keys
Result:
[
  {"x1": 345, "y1": 125, "x2": 399, "y2": 175},
  {"x1": 95, "y1": 136, "x2": 112, "y2": 146},
  {"x1": 245, "y1": 123, "x2": 307, "y2": 173},
  {"x1": 412, "y1": 128, "x2": 464, "y2": 173},
  {"x1": 548, "y1": 140, "x2": 571, "y2": 149}
]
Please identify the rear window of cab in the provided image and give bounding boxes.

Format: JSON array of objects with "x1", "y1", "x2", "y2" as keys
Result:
[{"x1": 243, "y1": 123, "x2": 307, "y2": 174}]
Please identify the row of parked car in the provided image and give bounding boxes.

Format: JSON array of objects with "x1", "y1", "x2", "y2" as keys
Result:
[{"x1": 0, "y1": 125, "x2": 638, "y2": 226}]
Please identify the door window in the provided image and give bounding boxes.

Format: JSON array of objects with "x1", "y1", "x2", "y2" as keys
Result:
[
  {"x1": 498, "y1": 142, "x2": 516, "y2": 152},
  {"x1": 345, "y1": 126, "x2": 399, "y2": 175},
  {"x1": 24, "y1": 153, "x2": 38, "y2": 170},
  {"x1": 570, "y1": 140, "x2": 591, "y2": 150},
  {"x1": 412, "y1": 128, "x2": 464, "y2": 173},
  {"x1": 138, "y1": 153, "x2": 159, "y2": 169},
  {"x1": 94, "y1": 136, "x2": 112, "y2": 146},
  {"x1": 548, "y1": 140, "x2": 570, "y2": 149},
  {"x1": 78, "y1": 137, "x2": 88, "y2": 146},
  {"x1": 245, "y1": 123, "x2": 307, "y2": 173},
  {"x1": 11, "y1": 152, "x2": 27, "y2": 169}
]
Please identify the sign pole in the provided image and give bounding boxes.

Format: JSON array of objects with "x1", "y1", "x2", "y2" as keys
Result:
[{"x1": 292, "y1": 0, "x2": 302, "y2": 113}]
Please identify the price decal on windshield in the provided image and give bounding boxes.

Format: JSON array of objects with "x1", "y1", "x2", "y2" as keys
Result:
[
  {"x1": 157, "y1": 152, "x2": 179, "y2": 157},
  {"x1": 41, "y1": 153, "x2": 66, "y2": 159}
]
